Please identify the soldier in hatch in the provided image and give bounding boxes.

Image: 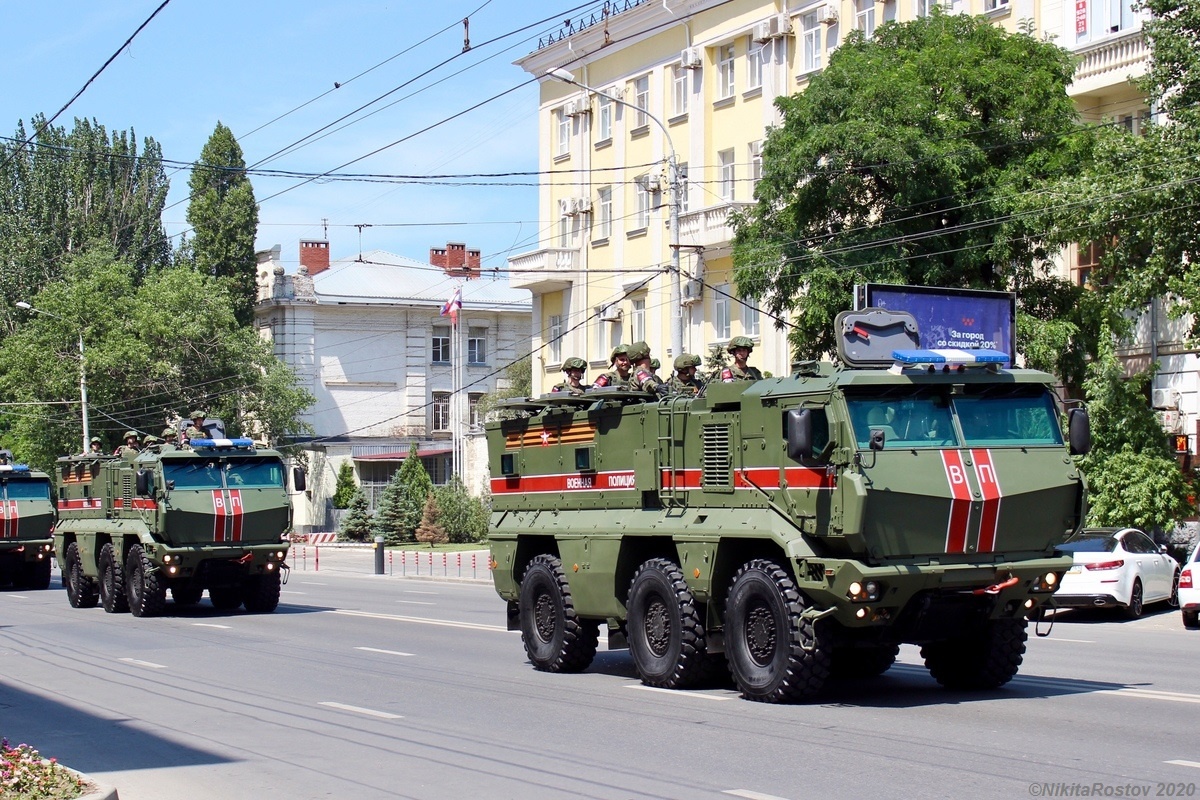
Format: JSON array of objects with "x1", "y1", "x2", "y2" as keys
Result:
[
  {"x1": 592, "y1": 344, "x2": 633, "y2": 389},
  {"x1": 720, "y1": 336, "x2": 763, "y2": 382},
  {"x1": 116, "y1": 431, "x2": 140, "y2": 455},
  {"x1": 87, "y1": 436, "x2": 104, "y2": 456},
  {"x1": 628, "y1": 341, "x2": 666, "y2": 396},
  {"x1": 551, "y1": 357, "x2": 588, "y2": 396},
  {"x1": 667, "y1": 353, "x2": 704, "y2": 395}
]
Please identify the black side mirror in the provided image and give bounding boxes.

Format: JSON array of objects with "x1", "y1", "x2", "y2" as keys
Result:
[
  {"x1": 786, "y1": 409, "x2": 814, "y2": 461},
  {"x1": 869, "y1": 429, "x2": 887, "y2": 451},
  {"x1": 293, "y1": 466, "x2": 307, "y2": 492},
  {"x1": 1068, "y1": 407, "x2": 1091, "y2": 455},
  {"x1": 136, "y1": 469, "x2": 153, "y2": 496}
]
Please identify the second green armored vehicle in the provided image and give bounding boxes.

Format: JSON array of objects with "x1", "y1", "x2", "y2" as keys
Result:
[
  {"x1": 486, "y1": 310, "x2": 1090, "y2": 702},
  {"x1": 0, "y1": 453, "x2": 56, "y2": 590},
  {"x1": 54, "y1": 436, "x2": 303, "y2": 617}
]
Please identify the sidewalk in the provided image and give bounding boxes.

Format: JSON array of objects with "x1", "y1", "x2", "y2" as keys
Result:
[{"x1": 286, "y1": 542, "x2": 492, "y2": 583}]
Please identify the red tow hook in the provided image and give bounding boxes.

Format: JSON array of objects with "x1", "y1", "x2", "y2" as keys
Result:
[
  {"x1": 974, "y1": 575, "x2": 1019, "y2": 595},
  {"x1": 236, "y1": 553, "x2": 254, "y2": 564}
]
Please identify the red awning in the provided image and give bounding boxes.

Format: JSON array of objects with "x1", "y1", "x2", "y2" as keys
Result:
[{"x1": 353, "y1": 448, "x2": 453, "y2": 462}]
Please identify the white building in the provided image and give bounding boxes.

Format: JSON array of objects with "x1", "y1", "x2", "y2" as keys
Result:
[{"x1": 256, "y1": 240, "x2": 531, "y2": 534}]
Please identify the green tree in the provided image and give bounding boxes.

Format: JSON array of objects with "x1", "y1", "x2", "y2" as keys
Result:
[
  {"x1": 477, "y1": 355, "x2": 531, "y2": 417},
  {"x1": 0, "y1": 245, "x2": 313, "y2": 467},
  {"x1": 731, "y1": 12, "x2": 1092, "y2": 385},
  {"x1": 370, "y1": 443, "x2": 433, "y2": 545},
  {"x1": 184, "y1": 122, "x2": 259, "y2": 326},
  {"x1": 434, "y1": 475, "x2": 488, "y2": 544},
  {"x1": 331, "y1": 462, "x2": 357, "y2": 509},
  {"x1": 371, "y1": 470, "x2": 407, "y2": 546},
  {"x1": 338, "y1": 490, "x2": 373, "y2": 543},
  {"x1": 415, "y1": 493, "x2": 448, "y2": 547}
]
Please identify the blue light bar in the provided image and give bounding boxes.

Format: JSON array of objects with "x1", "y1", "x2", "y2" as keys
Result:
[
  {"x1": 191, "y1": 438, "x2": 255, "y2": 449},
  {"x1": 892, "y1": 348, "x2": 1009, "y2": 365},
  {"x1": 0, "y1": 464, "x2": 31, "y2": 473}
]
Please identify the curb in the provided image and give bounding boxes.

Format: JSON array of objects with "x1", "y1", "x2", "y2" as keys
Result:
[{"x1": 62, "y1": 765, "x2": 119, "y2": 800}]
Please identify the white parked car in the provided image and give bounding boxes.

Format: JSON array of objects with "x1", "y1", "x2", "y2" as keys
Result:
[
  {"x1": 1178, "y1": 539, "x2": 1200, "y2": 629},
  {"x1": 1054, "y1": 527, "x2": 1180, "y2": 619}
]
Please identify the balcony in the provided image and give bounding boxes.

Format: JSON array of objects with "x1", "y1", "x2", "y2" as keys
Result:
[
  {"x1": 677, "y1": 202, "x2": 754, "y2": 250},
  {"x1": 1069, "y1": 29, "x2": 1147, "y2": 100},
  {"x1": 506, "y1": 247, "x2": 579, "y2": 292}
]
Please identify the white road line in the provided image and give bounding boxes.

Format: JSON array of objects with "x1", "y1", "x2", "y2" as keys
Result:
[
  {"x1": 301, "y1": 582, "x2": 327, "y2": 586},
  {"x1": 1034, "y1": 637, "x2": 1094, "y2": 643},
  {"x1": 328, "y1": 609, "x2": 507, "y2": 632},
  {"x1": 318, "y1": 702, "x2": 402, "y2": 720},
  {"x1": 723, "y1": 790, "x2": 792, "y2": 800},
  {"x1": 281, "y1": 591, "x2": 306, "y2": 595},
  {"x1": 192, "y1": 623, "x2": 231, "y2": 629},
  {"x1": 355, "y1": 647, "x2": 414, "y2": 657},
  {"x1": 624, "y1": 684, "x2": 735, "y2": 701},
  {"x1": 1097, "y1": 688, "x2": 1200, "y2": 704},
  {"x1": 6, "y1": 595, "x2": 29, "y2": 600},
  {"x1": 1165, "y1": 760, "x2": 1200, "y2": 770},
  {"x1": 405, "y1": 590, "x2": 438, "y2": 595},
  {"x1": 395, "y1": 600, "x2": 435, "y2": 606},
  {"x1": 120, "y1": 658, "x2": 167, "y2": 670}
]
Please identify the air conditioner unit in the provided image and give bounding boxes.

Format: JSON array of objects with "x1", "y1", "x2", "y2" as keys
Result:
[
  {"x1": 1152, "y1": 388, "x2": 1180, "y2": 410},
  {"x1": 564, "y1": 99, "x2": 587, "y2": 118},
  {"x1": 599, "y1": 304, "x2": 623, "y2": 322},
  {"x1": 1159, "y1": 409, "x2": 1182, "y2": 432},
  {"x1": 772, "y1": 13, "x2": 794, "y2": 36},
  {"x1": 818, "y1": 3, "x2": 839, "y2": 24},
  {"x1": 574, "y1": 196, "x2": 593, "y2": 214},
  {"x1": 681, "y1": 279, "x2": 704, "y2": 305},
  {"x1": 558, "y1": 198, "x2": 574, "y2": 217},
  {"x1": 753, "y1": 21, "x2": 774, "y2": 42},
  {"x1": 680, "y1": 47, "x2": 702, "y2": 68}
]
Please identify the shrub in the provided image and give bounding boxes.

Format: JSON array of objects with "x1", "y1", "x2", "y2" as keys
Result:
[
  {"x1": 434, "y1": 475, "x2": 489, "y2": 543},
  {"x1": 415, "y1": 493, "x2": 448, "y2": 546},
  {"x1": 331, "y1": 462, "x2": 357, "y2": 509},
  {"x1": 1, "y1": 737, "x2": 87, "y2": 800},
  {"x1": 338, "y1": 490, "x2": 372, "y2": 542}
]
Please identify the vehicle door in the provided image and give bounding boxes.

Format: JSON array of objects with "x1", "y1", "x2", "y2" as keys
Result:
[{"x1": 1124, "y1": 530, "x2": 1170, "y2": 600}]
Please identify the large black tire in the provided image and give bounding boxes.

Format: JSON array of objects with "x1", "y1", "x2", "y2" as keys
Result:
[
  {"x1": 627, "y1": 557, "x2": 708, "y2": 689},
  {"x1": 724, "y1": 559, "x2": 830, "y2": 703},
  {"x1": 1169, "y1": 570, "x2": 1180, "y2": 608},
  {"x1": 518, "y1": 554, "x2": 599, "y2": 673},
  {"x1": 170, "y1": 585, "x2": 203, "y2": 606},
  {"x1": 1123, "y1": 579, "x2": 1144, "y2": 619},
  {"x1": 242, "y1": 571, "x2": 282, "y2": 613},
  {"x1": 208, "y1": 586, "x2": 243, "y2": 611},
  {"x1": 921, "y1": 617, "x2": 1028, "y2": 690},
  {"x1": 22, "y1": 558, "x2": 53, "y2": 591},
  {"x1": 1183, "y1": 609, "x2": 1199, "y2": 630},
  {"x1": 831, "y1": 644, "x2": 900, "y2": 680},
  {"x1": 98, "y1": 542, "x2": 129, "y2": 614},
  {"x1": 63, "y1": 542, "x2": 99, "y2": 609},
  {"x1": 125, "y1": 545, "x2": 166, "y2": 618}
]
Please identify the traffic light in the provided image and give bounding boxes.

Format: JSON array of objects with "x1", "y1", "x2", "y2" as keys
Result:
[{"x1": 1171, "y1": 433, "x2": 1189, "y2": 454}]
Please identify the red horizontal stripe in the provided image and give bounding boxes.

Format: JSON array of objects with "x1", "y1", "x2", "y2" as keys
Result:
[{"x1": 58, "y1": 499, "x2": 104, "y2": 510}]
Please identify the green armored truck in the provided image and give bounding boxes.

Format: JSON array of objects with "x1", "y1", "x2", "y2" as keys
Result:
[
  {"x1": 0, "y1": 453, "x2": 56, "y2": 590},
  {"x1": 486, "y1": 309, "x2": 1090, "y2": 703},
  {"x1": 54, "y1": 436, "x2": 303, "y2": 617}
]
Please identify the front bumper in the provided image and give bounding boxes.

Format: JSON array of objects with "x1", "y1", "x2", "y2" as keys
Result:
[
  {"x1": 147, "y1": 543, "x2": 289, "y2": 579},
  {"x1": 0, "y1": 541, "x2": 54, "y2": 563}
]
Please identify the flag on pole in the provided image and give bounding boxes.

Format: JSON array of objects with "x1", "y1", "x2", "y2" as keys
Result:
[{"x1": 440, "y1": 285, "x2": 463, "y2": 326}]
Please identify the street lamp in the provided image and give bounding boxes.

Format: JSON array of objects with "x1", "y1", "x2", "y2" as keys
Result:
[
  {"x1": 547, "y1": 67, "x2": 684, "y2": 360},
  {"x1": 16, "y1": 302, "x2": 90, "y2": 452}
]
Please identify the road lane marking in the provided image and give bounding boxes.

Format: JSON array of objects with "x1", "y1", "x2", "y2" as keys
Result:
[
  {"x1": 192, "y1": 623, "x2": 231, "y2": 629},
  {"x1": 318, "y1": 702, "x2": 402, "y2": 720},
  {"x1": 625, "y1": 684, "x2": 735, "y2": 701},
  {"x1": 405, "y1": 590, "x2": 437, "y2": 595},
  {"x1": 6, "y1": 595, "x2": 29, "y2": 600},
  {"x1": 281, "y1": 591, "x2": 306, "y2": 595},
  {"x1": 120, "y1": 658, "x2": 167, "y2": 669},
  {"x1": 1033, "y1": 637, "x2": 1094, "y2": 643},
  {"x1": 724, "y1": 790, "x2": 792, "y2": 800},
  {"x1": 328, "y1": 609, "x2": 507, "y2": 632},
  {"x1": 395, "y1": 600, "x2": 435, "y2": 606},
  {"x1": 1166, "y1": 761, "x2": 1200, "y2": 770},
  {"x1": 355, "y1": 647, "x2": 414, "y2": 657}
]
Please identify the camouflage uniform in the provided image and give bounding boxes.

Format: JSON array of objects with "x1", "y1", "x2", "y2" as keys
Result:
[
  {"x1": 592, "y1": 344, "x2": 632, "y2": 389},
  {"x1": 551, "y1": 357, "x2": 588, "y2": 396},
  {"x1": 721, "y1": 336, "x2": 763, "y2": 382},
  {"x1": 667, "y1": 353, "x2": 704, "y2": 395},
  {"x1": 627, "y1": 341, "x2": 666, "y2": 396}
]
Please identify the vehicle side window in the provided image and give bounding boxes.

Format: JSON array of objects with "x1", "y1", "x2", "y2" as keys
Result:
[
  {"x1": 810, "y1": 407, "x2": 830, "y2": 457},
  {"x1": 1124, "y1": 532, "x2": 1154, "y2": 554}
]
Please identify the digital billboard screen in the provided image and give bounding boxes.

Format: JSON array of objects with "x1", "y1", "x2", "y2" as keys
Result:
[{"x1": 854, "y1": 283, "x2": 1016, "y2": 363}]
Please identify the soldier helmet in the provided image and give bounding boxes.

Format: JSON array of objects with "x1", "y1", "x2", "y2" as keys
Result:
[
  {"x1": 609, "y1": 344, "x2": 630, "y2": 364},
  {"x1": 123, "y1": 430, "x2": 138, "y2": 441},
  {"x1": 161, "y1": 427, "x2": 177, "y2": 439},
  {"x1": 727, "y1": 336, "x2": 755, "y2": 353},
  {"x1": 562, "y1": 357, "x2": 587, "y2": 371},
  {"x1": 650, "y1": 358, "x2": 660, "y2": 371},
  {"x1": 90, "y1": 436, "x2": 102, "y2": 444},
  {"x1": 143, "y1": 434, "x2": 159, "y2": 445},
  {"x1": 627, "y1": 341, "x2": 651, "y2": 361},
  {"x1": 190, "y1": 409, "x2": 206, "y2": 420},
  {"x1": 674, "y1": 353, "x2": 702, "y2": 370}
]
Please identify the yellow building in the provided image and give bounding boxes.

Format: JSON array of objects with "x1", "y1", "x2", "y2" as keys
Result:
[{"x1": 510, "y1": 0, "x2": 1151, "y2": 393}]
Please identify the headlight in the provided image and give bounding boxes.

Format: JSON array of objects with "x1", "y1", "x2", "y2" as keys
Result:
[{"x1": 847, "y1": 580, "x2": 882, "y2": 602}]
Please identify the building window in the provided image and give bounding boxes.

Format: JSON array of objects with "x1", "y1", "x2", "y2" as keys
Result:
[
  {"x1": 468, "y1": 327, "x2": 486, "y2": 364},
  {"x1": 672, "y1": 64, "x2": 689, "y2": 117},
  {"x1": 1090, "y1": 0, "x2": 1136, "y2": 35},
  {"x1": 634, "y1": 75, "x2": 650, "y2": 128},
  {"x1": 855, "y1": 0, "x2": 876, "y2": 38},
  {"x1": 801, "y1": 11, "x2": 823, "y2": 73},
  {"x1": 749, "y1": 141, "x2": 763, "y2": 191},
  {"x1": 595, "y1": 307, "x2": 621, "y2": 356},
  {"x1": 598, "y1": 92, "x2": 613, "y2": 141},
  {"x1": 718, "y1": 149, "x2": 736, "y2": 202},
  {"x1": 717, "y1": 44, "x2": 736, "y2": 99},
  {"x1": 715, "y1": 285, "x2": 731, "y2": 340},
  {"x1": 558, "y1": 210, "x2": 571, "y2": 248},
  {"x1": 984, "y1": 0, "x2": 1009, "y2": 9},
  {"x1": 597, "y1": 186, "x2": 612, "y2": 239},
  {"x1": 677, "y1": 162, "x2": 690, "y2": 215},
  {"x1": 635, "y1": 175, "x2": 651, "y2": 229},
  {"x1": 1075, "y1": 241, "x2": 1103, "y2": 287},
  {"x1": 432, "y1": 392, "x2": 450, "y2": 432},
  {"x1": 556, "y1": 108, "x2": 570, "y2": 157},
  {"x1": 742, "y1": 295, "x2": 760, "y2": 337},
  {"x1": 631, "y1": 298, "x2": 646, "y2": 343},
  {"x1": 468, "y1": 392, "x2": 484, "y2": 429},
  {"x1": 432, "y1": 326, "x2": 451, "y2": 364},
  {"x1": 915, "y1": 0, "x2": 936, "y2": 17},
  {"x1": 746, "y1": 36, "x2": 764, "y2": 91},
  {"x1": 548, "y1": 314, "x2": 563, "y2": 363}
]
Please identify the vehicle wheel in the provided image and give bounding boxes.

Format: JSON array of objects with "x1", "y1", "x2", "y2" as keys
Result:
[
  {"x1": 208, "y1": 586, "x2": 242, "y2": 611},
  {"x1": 626, "y1": 557, "x2": 708, "y2": 689},
  {"x1": 242, "y1": 571, "x2": 282, "y2": 613},
  {"x1": 1184, "y1": 610, "x2": 1200, "y2": 630},
  {"x1": 98, "y1": 543, "x2": 129, "y2": 614},
  {"x1": 170, "y1": 585, "x2": 203, "y2": 606},
  {"x1": 518, "y1": 554, "x2": 599, "y2": 673},
  {"x1": 724, "y1": 559, "x2": 830, "y2": 703},
  {"x1": 831, "y1": 644, "x2": 900, "y2": 680},
  {"x1": 124, "y1": 545, "x2": 166, "y2": 618},
  {"x1": 63, "y1": 542, "x2": 99, "y2": 609},
  {"x1": 22, "y1": 559, "x2": 53, "y2": 591},
  {"x1": 1123, "y1": 579, "x2": 1144, "y2": 619},
  {"x1": 921, "y1": 617, "x2": 1028, "y2": 690},
  {"x1": 1169, "y1": 571, "x2": 1180, "y2": 608}
]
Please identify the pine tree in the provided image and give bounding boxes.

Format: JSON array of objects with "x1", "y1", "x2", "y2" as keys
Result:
[
  {"x1": 185, "y1": 122, "x2": 259, "y2": 326},
  {"x1": 338, "y1": 490, "x2": 372, "y2": 542},
  {"x1": 394, "y1": 442, "x2": 434, "y2": 542},
  {"x1": 415, "y1": 493, "x2": 448, "y2": 547},
  {"x1": 370, "y1": 470, "x2": 407, "y2": 545},
  {"x1": 332, "y1": 462, "x2": 357, "y2": 509}
]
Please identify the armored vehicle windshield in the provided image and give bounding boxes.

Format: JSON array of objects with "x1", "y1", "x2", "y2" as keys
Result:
[
  {"x1": 164, "y1": 457, "x2": 286, "y2": 490},
  {"x1": 3, "y1": 475, "x2": 52, "y2": 500}
]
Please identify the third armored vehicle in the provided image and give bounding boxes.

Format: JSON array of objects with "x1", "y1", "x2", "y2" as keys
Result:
[{"x1": 0, "y1": 453, "x2": 55, "y2": 590}]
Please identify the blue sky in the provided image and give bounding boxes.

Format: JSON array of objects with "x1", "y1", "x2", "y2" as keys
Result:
[{"x1": 3, "y1": 1, "x2": 593, "y2": 272}]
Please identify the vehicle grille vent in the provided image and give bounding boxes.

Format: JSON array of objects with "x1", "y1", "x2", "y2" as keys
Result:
[
  {"x1": 701, "y1": 424, "x2": 732, "y2": 488},
  {"x1": 121, "y1": 474, "x2": 133, "y2": 505}
]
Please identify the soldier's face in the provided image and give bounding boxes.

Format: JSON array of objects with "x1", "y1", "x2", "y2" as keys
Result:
[
  {"x1": 678, "y1": 367, "x2": 696, "y2": 380},
  {"x1": 566, "y1": 368, "x2": 584, "y2": 383},
  {"x1": 732, "y1": 347, "x2": 751, "y2": 361}
]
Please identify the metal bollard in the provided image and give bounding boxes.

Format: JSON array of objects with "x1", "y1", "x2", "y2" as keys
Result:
[
  {"x1": 389, "y1": 550, "x2": 393, "y2": 576},
  {"x1": 443, "y1": 552, "x2": 448, "y2": 576},
  {"x1": 457, "y1": 552, "x2": 461, "y2": 578},
  {"x1": 374, "y1": 535, "x2": 385, "y2": 575},
  {"x1": 315, "y1": 546, "x2": 319, "y2": 571}
]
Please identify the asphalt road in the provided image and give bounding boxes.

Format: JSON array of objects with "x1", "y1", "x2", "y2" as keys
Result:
[{"x1": 1, "y1": 555, "x2": 1197, "y2": 800}]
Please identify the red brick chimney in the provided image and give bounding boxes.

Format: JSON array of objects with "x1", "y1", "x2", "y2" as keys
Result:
[
  {"x1": 429, "y1": 242, "x2": 480, "y2": 278},
  {"x1": 299, "y1": 239, "x2": 331, "y2": 275}
]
